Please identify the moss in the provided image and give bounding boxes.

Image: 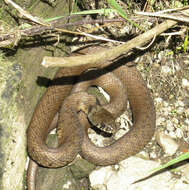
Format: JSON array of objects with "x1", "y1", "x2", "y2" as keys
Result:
[
  {"x1": 0, "y1": 53, "x2": 25, "y2": 190},
  {"x1": 0, "y1": 53, "x2": 21, "y2": 122}
]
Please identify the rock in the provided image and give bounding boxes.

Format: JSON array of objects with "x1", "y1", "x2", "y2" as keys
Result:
[
  {"x1": 70, "y1": 158, "x2": 96, "y2": 179},
  {"x1": 90, "y1": 156, "x2": 189, "y2": 190},
  {"x1": 182, "y1": 78, "x2": 189, "y2": 89},
  {"x1": 161, "y1": 65, "x2": 172, "y2": 75},
  {"x1": 89, "y1": 157, "x2": 175, "y2": 190},
  {"x1": 0, "y1": 54, "x2": 25, "y2": 190},
  {"x1": 180, "y1": 163, "x2": 189, "y2": 181},
  {"x1": 155, "y1": 131, "x2": 179, "y2": 156}
]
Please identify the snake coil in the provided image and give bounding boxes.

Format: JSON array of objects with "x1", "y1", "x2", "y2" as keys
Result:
[{"x1": 27, "y1": 53, "x2": 156, "y2": 190}]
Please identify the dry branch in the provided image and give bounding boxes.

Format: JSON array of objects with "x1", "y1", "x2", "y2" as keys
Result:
[
  {"x1": 42, "y1": 20, "x2": 177, "y2": 68},
  {"x1": 0, "y1": 16, "x2": 125, "y2": 47},
  {"x1": 136, "y1": 6, "x2": 189, "y2": 23},
  {"x1": 1, "y1": 0, "x2": 127, "y2": 47},
  {"x1": 4, "y1": 0, "x2": 48, "y2": 25}
]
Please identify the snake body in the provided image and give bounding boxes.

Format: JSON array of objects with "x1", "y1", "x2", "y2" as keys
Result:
[
  {"x1": 27, "y1": 50, "x2": 156, "y2": 189},
  {"x1": 80, "y1": 65, "x2": 156, "y2": 165}
]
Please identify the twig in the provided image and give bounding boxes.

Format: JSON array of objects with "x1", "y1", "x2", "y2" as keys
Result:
[
  {"x1": 4, "y1": 0, "x2": 49, "y2": 26},
  {"x1": 0, "y1": 14, "x2": 125, "y2": 47},
  {"x1": 80, "y1": 32, "x2": 124, "y2": 44},
  {"x1": 21, "y1": 17, "x2": 125, "y2": 37},
  {"x1": 1, "y1": 0, "x2": 127, "y2": 47},
  {"x1": 148, "y1": 5, "x2": 189, "y2": 14},
  {"x1": 42, "y1": 20, "x2": 177, "y2": 68},
  {"x1": 135, "y1": 7, "x2": 189, "y2": 23},
  {"x1": 136, "y1": 34, "x2": 156, "y2": 50},
  {"x1": 161, "y1": 28, "x2": 186, "y2": 36},
  {"x1": 3, "y1": 1, "x2": 124, "y2": 45},
  {"x1": 136, "y1": 11, "x2": 189, "y2": 23}
]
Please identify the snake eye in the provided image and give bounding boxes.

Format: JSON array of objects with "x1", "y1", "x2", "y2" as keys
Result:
[
  {"x1": 99, "y1": 123, "x2": 113, "y2": 134},
  {"x1": 100, "y1": 123, "x2": 106, "y2": 129}
]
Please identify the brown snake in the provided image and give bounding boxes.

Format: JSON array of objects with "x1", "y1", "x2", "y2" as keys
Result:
[{"x1": 27, "y1": 49, "x2": 156, "y2": 190}]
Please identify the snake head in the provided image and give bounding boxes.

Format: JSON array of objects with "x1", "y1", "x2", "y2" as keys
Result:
[{"x1": 87, "y1": 105, "x2": 117, "y2": 134}]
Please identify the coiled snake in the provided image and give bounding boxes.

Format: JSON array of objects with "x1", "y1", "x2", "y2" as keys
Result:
[{"x1": 27, "y1": 49, "x2": 156, "y2": 190}]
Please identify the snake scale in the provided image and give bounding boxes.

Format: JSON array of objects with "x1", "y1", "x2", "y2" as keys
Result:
[{"x1": 27, "y1": 48, "x2": 156, "y2": 190}]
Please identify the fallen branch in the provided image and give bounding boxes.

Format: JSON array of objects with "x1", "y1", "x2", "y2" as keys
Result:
[
  {"x1": 42, "y1": 20, "x2": 177, "y2": 68},
  {"x1": 0, "y1": 16, "x2": 125, "y2": 47},
  {"x1": 4, "y1": 0, "x2": 48, "y2": 26},
  {"x1": 21, "y1": 17, "x2": 125, "y2": 37},
  {"x1": 1, "y1": 0, "x2": 127, "y2": 47}
]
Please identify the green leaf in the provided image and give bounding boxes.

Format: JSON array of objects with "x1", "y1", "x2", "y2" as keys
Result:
[
  {"x1": 106, "y1": 0, "x2": 144, "y2": 31},
  {"x1": 71, "y1": 8, "x2": 116, "y2": 16},
  {"x1": 183, "y1": 32, "x2": 188, "y2": 53},
  {"x1": 151, "y1": 152, "x2": 189, "y2": 173}
]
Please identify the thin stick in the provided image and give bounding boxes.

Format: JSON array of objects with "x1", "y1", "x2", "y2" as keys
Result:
[
  {"x1": 4, "y1": 0, "x2": 49, "y2": 26},
  {"x1": 135, "y1": 8, "x2": 189, "y2": 23}
]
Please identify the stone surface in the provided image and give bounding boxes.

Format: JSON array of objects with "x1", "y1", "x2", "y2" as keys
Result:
[
  {"x1": 0, "y1": 0, "x2": 78, "y2": 189},
  {"x1": 155, "y1": 131, "x2": 179, "y2": 156},
  {"x1": 89, "y1": 157, "x2": 189, "y2": 190},
  {"x1": 0, "y1": 53, "x2": 25, "y2": 190}
]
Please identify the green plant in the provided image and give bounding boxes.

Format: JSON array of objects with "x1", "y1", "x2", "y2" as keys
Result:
[{"x1": 151, "y1": 152, "x2": 189, "y2": 174}]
